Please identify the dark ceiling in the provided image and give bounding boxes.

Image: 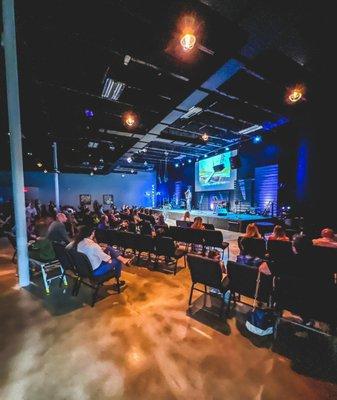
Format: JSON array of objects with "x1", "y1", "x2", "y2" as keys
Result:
[{"x1": 0, "y1": 0, "x2": 317, "y2": 175}]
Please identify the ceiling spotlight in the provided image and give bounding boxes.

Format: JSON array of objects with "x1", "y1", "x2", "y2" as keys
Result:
[
  {"x1": 27, "y1": 152, "x2": 33, "y2": 156},
  {"x1": 84, "y1": 109, "x2": 94, "y2": 118},
  {"x1": 122, "y1": 174, "x2": 125, "y2": 178},
  {"x1": 253, "y1": 135, "x2": 262, "y2": 143},
  {"x1": 142, "y1": 148, "x2": 147, "y2": 153},
  {"x1": 43, "y1": 169, "x2": 47, "y2": 173},
  {"x1": 90, "y1": 171, "x2": 94, "y2": 176},
  {"x1": 109, "y1": 144, "x2": 115, "y2": 151},
  {"x1": 164, "y1": 151, "x2": 169, "y2": 156},
  {"x1": 144, "y1": 161, "x2": 148, "y2": 166},
  {"x1": 180, "y1": 33, "x2": 196, "y2": 51},
  {"x1": 131, "y1": 169, "x2": 134, "y2": 173},
  {"x1": 88, "y1": 154, "x2": 92, "y2": 158},
  {"x1": 88, "y1": 141, "x2": 99, "y2": 148},
  {"x1": 201, "y1": 132, "x2": 209, "y2": 142},
  {"x1": 124, "y1": 54, "x2": 131, "y2": 66},
  {"x1": 37, "y1": 162, "x2": 43, "y2": 168},
  {"x1": 93, "y1": 166, "x2": 98, "y2": 171},
  {"x1": 188, "y1": 159, "x2": 192, "y2": 163},
  {"x1": 204, "y1": 154, "x2": 207, "y2": 158},
  {"x1": 225, "y1": 147, "x2": 229, "y2": 151},
  {"x1": 286, "y1": 84, "x2": 306, "y2": 104},
  {"x1": 175, "y1": 163, "x2": 179, "y2": 168},
  {"x1": 99, "y1": 158, "x2": 104, "y2": 163},
  {"x1": 122, "y1": 111, "x2": 139, "y2": 129},
  {"x1": 127, "y1": 156, "x2": 132, "y2": 164},
  {"x1": 182, "y1": 162, "x2": 185, "y2": 166}
]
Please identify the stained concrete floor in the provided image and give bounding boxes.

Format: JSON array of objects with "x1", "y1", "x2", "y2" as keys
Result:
[{"x1": 1, "y1": 233, "x2": 337, "y2": 400}]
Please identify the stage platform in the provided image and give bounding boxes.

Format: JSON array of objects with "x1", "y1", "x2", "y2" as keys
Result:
[{"x1": 154, "y1": 208, "x2": 273, "y2": 233}]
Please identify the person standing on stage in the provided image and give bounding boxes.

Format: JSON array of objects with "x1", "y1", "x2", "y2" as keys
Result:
[{"x1": 185, "y1": 186, "x2": 192, "y2": 211}]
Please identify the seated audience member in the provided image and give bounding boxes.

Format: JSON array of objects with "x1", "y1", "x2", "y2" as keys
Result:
[
  {"x1": 191, "y1": 216, "x2": 205, "y2": 230},
  {"x1": 47, "y1": 213, "x2": 70, "y2": 244},
  {"x1": 208, "y1": 249, "x2": 226, "y2": 273},
  {"x1": 313, "y1": 228, "x2": 337, "y2": 248},
  {"x1": 25, "y1": 201, "x2": 37, "y2": 223},
  {"x1": 237, "y1": 223, "x2": 264, "y2": 266},
  {"x1": 68, "y1": 226, "x2": 132, "y2": 287},
  {"x1": 155, "y1": 213, "x2": 167, "y2": 228},
  {"x1": 97, "y1": 214, "x2": 109, "y2": 230},
  {"x1": 65, "y1": 211, "x2": 78, "y2": 238},
  {"x1": 268, "y1": 225, "x2": 290, "y2": 241},
  {"x1": 182, "y1": 211, "x2": 191, "y2": 222},
  {"x1": 139, "y1": 219, "x2": 155, "y2": 236},
  {"x1": 28, "y1": 222, "x2": 56, "y2": 262},
  {"x1": 242, "y1": 223, "x2": 262, "y2": 239},
  {"x1": 118, "y1": 220, "x2": 129, "y2": 232}
]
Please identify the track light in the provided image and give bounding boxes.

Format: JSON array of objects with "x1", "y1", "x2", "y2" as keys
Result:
[
  {"x1": 175, "y1": 163, "x2": 179, "y2": 168},
  {"x1": 180, "y1": 33, "x2": 196, "y2": 51},
  {"x1": 127, "y1": 156, "x2": 132, "y2": 163},
  {"x1": 90, "y1": 171, "x2": 94, "y2": 176},
  {"x1": 122, "y1": 111, "x2": 139, "y2": 130},
  {"x1": 84, "y1": 109, "x2": 94, "y2": 118},
  {"x1": 43, "y1": 169, "x2": 47, "y2": 173},
  {"x1": 37, "y1": 162, "x2": 43, "y2": 168},
  {"x1": 102, "y1": 78, "x2": 126, "y2": 101},
  {"x1": 286, "y1": 84, "x2": 306, "y2": 104}
]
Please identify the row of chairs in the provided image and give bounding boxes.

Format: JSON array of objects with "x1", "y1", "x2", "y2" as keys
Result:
[
  {"x1": 187, "y1": 255, "x2": 337, "y2": 335},
  {"x1": 168, "y1": 226, "x2": 229, "y2": 258},
  {"x1": 239, "y1": 237, "x2": 337, "y2": 273},
  {"x1": 95, "y1": 229, "x2": 187, "y2": 274},
  {"x1": 96, "y1": 227, "x2": 229, "y2": 260},
  {"x1": 176, "y1": 220, "x2": 215, "y2": 230}
]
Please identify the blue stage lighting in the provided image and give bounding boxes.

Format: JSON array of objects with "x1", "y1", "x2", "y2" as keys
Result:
[
  {"x1": 188, "y1": 159, "x2": 192, "y2": 163},
  {"x1": 225, "y1": 147, "x2": 229, "y2": 151},
  {"x1": 175, "y1": 163, "x2": 179, "y2": 168},
  {"x1": 84, "y1": 109, "x2": 94, "y2": 118},
  {"x1": 253, "y1": 135, "x2": 262, "y2": 143}
]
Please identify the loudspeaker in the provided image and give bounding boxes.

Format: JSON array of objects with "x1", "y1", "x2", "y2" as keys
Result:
[
  {"x1": 213, "y1": 163, "x2": 224, "y2": 172},
  {"x1": 230, "y1": 155, "x2": 241, "y2": 169}
]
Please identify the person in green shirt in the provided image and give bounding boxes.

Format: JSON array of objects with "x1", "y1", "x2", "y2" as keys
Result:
[{"x1": 29, "y1": 222, "x2": 56, "y2": 262}]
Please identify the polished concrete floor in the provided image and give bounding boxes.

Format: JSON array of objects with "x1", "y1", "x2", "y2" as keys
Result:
[{"x1": 1, "y1": 233, "x2": 337, "y2": 400}]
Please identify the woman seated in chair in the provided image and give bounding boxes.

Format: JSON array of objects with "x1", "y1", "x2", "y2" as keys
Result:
[
  {"x1": 191, "y1": 216, "x2": 205, "y2": 230},
  {"x1": 237, "y1": 223, "x2": 264, "y2": 266},
  {"x1": 182, "y1": 211, "x2": 191, "y2": 222},
  {"x1": 242, "y1": 223, "x2": 262, "y2": 239},
  {"x1": 28, "y1": 222, "x2": 56, "y2": 263},
  {"x1": 67, "y1": 226, "x2": 133, "y2": 285},
  {"x1": 268, "y1": 225, "x2": 289, "y2": 241}
]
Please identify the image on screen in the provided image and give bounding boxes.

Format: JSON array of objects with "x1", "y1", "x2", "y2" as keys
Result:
[
  {"x1": 195, "y1": 150, "x2": 237, "y2": 192},
  {"x1": 198, "y1": 153, "x2": 231, "y2": 186}
]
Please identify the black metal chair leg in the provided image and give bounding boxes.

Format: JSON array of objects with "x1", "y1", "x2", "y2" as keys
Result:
[
  {"x1": 174, "y1": 260, "x2": 178, "y2": 275},
  {"x1": 188, "y1": 283, "x2": 194, "y2": 305},
  {"x1": 116, "y1": 277, "x2": 121, "y2": 293},
  {"x1": 91, "y1": 285, "x2": 100, "y2": 307}
]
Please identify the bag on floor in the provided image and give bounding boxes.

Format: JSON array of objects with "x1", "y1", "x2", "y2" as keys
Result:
[{"x1": 245, "y1": 272, "x2": 275, "y2": 336}]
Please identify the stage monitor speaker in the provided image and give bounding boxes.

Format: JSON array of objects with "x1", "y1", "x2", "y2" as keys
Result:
[
  {"x1": 230, "y1": 155, "x2": 241, "y2": 169},
  {"x1": 213, "y1": 163, "x2": 224, "y2": 172}
]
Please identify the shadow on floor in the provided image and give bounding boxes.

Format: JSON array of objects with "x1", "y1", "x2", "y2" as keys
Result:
[{"x1": 25, "y1": 274, "x2": 122, "y2": 316}]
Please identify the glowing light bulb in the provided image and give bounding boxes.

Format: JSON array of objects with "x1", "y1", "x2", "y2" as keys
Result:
[
  {"x1": 180, "y1": 33, "x2": 196, "y2": 51},
  {"x1": 288, "y1": 89, "x2": 302, "y2": 103}
]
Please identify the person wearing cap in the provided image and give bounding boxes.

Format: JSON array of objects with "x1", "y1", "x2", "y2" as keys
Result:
[{"x1": 47, "y1": 212, "x2": 70, "y2": 244}]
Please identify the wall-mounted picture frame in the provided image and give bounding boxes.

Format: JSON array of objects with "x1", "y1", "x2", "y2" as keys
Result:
[
  {"x1": 103, "y1": 194, "x2": 114, "y2": 205},
  {"x1": 79, "y1": 194, "x2": 91, "y2": 205}
]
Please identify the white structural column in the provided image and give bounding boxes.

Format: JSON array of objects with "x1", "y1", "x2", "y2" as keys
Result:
[
  {"x1": 2, "y1": 0, "x2": 30, "y2": 286},
  {"x1": 52, "y1": 142, "x2": 60, "y2": 210}
]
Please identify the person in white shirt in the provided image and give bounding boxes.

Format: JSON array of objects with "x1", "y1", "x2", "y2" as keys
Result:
[
  {"x1": 68, "y1": 226, "x2": 132, "y2": 287},
  {"x1": 26, "y1": 202, "x2": 37, "y2": 222}
]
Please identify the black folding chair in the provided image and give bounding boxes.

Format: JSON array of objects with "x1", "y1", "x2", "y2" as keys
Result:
[
  {"x1": 118, "y1": 231, "x2": 136, "y2": 254},
  {"x1": 239, "y1": 237, "x2": 267, "y2": 259},
  {"x1": 67, "y1": 249, "x2": 121, "y2": 307},
  {"x1": 176, "y1": 220, "x2": 191, "y2": 228},
  {"x1": 203, "y1": 230, "x2": 229, "y2": 259},
  {"x1": 187, "y1": 254, "x2": 228, "y2": 317},
  {"x1": 53, "y1": 242, "x2": 78, "y2": 293},
  {"x1": 203, "y1": 223, "x2": 215, "y2": 230},
  {"x1": 273, "y1": 275, "x2": 337, "y2": 337},
  {"x1": 134, "y1": 234, "x2": 155, "y2": 263},
  {"x1": 155, "y1": 236, "x2": 187, "y2": 275},
  {"x1": 226, "y1": 261, "x2": 273, "y2": 314},
  {"x1": 267, "y1": 240, "x2": 293, "y2": 261},
  {"x1": 95, "y1": 228, "x2": 108, "y2": 244}
]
